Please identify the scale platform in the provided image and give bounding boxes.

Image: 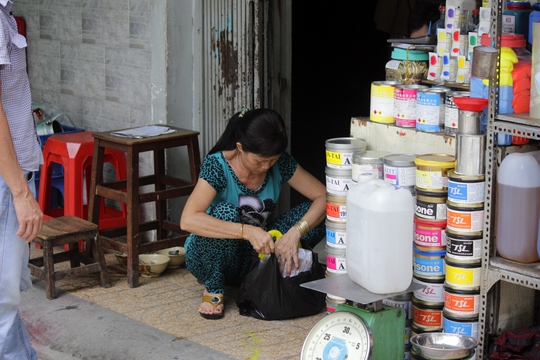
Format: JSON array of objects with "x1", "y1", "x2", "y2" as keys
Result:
[{"x1": 301, "y1": 273, "x2": 424, "y2": 304}]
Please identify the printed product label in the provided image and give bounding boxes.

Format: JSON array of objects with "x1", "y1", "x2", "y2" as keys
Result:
[
  {"x1": 326, "y1": 202, "x2": 347, "y2": 222},
  {"x1": 326, "y1": 254, "x2": 347, "y2": 273},
  {"x1": 414, "y1": 227, "x2": 446, "y2": 247},
  {"x1": 445, "y1": 264, "x2": 481, "y2": 288},
  {"x1": 394, "y1": 87, "x2": 418, "y2": 126},
  {"x1": 416, "y1": 169, "x2": 448, "y2": 190},
  {"x1": 416, "y1": 92, "x2": 442, "y2": 132},
  {"x1": 413, "y1": 256, "x2": 445, "y2": 277},
  {"x1": 502, "y1": 15, "x2": 516, "y2": 34},
  {"x1": 371, "y1": 83, "x2": 395, "y2": 123},
  {"x1": 444, "y1": 292, "x2": 480, "y2": 315},
  {"x1": 446, "y1": 238, "x2": 482, "y2": 260},
  {"x1": 444, "y1": 103, "x2": 459, "y2": 131},
  {"x1": 415, "y1": 199, "x2": 447, "y2": 220},
  {"x1": 383, "y1": 298, "x2": 413, "y2": 319},
  {"x1": 413, "y1": 278, "x2": 445, "y2": 304},
  {"x1": 447, "y1": 208, "x2": 484, "y2": 232},
  {"x1": 448, "y1": 180, "x2": 486, "y2": 203},
  {"x1": 326, "y1": 228, "x2": 346, "y2": 248},
  {"x1": 326, "y1": 175, "x2": 353, "y2": 195},
  {"x1": 384, "y1": 165, "x2": 416, "y2": 187},
  {"x1": 413, "y1": 305, "x2": 443, "y2": 328},
  {"x1": 326, "y1": 150, "x2": 354, "y2": 168},
  {"x1": 352, "y1": 163, "x2": 380, "y2": 182},
  {"x1": 443, "y1": 317, "x2": 478, "y2": 338}
]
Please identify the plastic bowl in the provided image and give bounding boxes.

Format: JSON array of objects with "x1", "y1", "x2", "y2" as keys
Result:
[
  {"x1": 452, "y1": 96, "x2": 489, "y2": 112},
  {"x1": 410, "y1": 333, "x2": 478, "y2": 360},
  {"x1": 138, "y1": 254, "x2": 170, "y2": 278},
  {"x1": 155, "y1": 247, "x2": 185, "y2": 269},
  {"x1": 115, "y1": 253, "x2": 128, "y2": 268}
]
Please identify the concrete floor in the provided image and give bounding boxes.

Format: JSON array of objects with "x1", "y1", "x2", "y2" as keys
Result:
[{"x1": 20, "y1": 241, "x2": 328, "y2": 360}]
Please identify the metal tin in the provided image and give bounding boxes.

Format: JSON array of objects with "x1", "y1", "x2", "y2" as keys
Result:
[
  {"x1": 325, "y1": 167, "x2": 353, "y2": 195},
  {"x1": 444, "y1": 91, "x2": 470, "y2": 136},
  {"x1": 447, "y1": 170, "x2": 486, "y2": 204},
  {"x1": 416, "y1": 88, "x2": 450, "y2": 133},
  {"x1": 383, "y1": 153, "x2": 417, "y2": 187},
  {"x1": 455, "y1": 133, "x2": 486, "y2": 176},
  {"x1": 446, "y1": 230, "x2": 483, "y2": 263},
  {"x1": 326, "y1": 193, "x2": 347, "y2": 224},
  {"x1": 444, "y1": 285, "x2": 480, "y2": 318},
  {"x1": 383, "y1": 292, "x2": 414, "y2": 320},
  {"x1": 370, "y1": 81, "x2": 400, "y2": 124},
  {"x1": 446, "y1": 200, "x2": 484, "y2": 233},
  {"x1": 458, "y1": 110, "x2": 482, "y2": 135},
  {"x1": 325, "y1": 137, "x2": 367, "y2": 169},
  {"x1": 413, "y1": 246, "x2": 446, "y2": 278},
  {"x1": 413, "y1": 275, "x2": 445, "y2": 306},
  {"x1": 414, "y1": 154, "x2": 456, "y2": 193},
  {"x1": 412, "y1": 296, "x2": 444, "y2": 330},
  {"x1": 325, "y1": 220, "x2": 346, "y2": 249},
  {"x1": 411, "y1": 322, "x2": 443, "y2": 337},
  {"x1": 445, "y1": 256, "x2": 481, "y2": 289},
  {"x1": 394, "y1": 84, "x2": 429, "y2": 127},
  {"x1": 325, "y1": 244, "x2": 347, "y2": 274},
  {"x1": 415, "y1": 189, "x2": 447, "y2": 221},
  {"x1": 414, "y1": 216, "x2": 447, "y2": 249},
  {"x1": 352, "y1": 150, "x2": 390, "y2": 182},
  {"x1": 443, "y1": 311, "x2": 479, "y2": 339}
]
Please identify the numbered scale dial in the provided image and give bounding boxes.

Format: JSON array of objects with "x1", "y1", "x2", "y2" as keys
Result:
[{"x1": 301, "y1": 311, "x2": 373, "y2": 360}]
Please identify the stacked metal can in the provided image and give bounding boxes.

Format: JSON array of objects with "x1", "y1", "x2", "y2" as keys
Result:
[
  {"x1": 442, "y1": 105, "x2": 485, "y2": 345},
  {"x1": 324, "y1": 137, "x2": 366, "y2": 312},
  {"x1": 411, "y1": 154, "x2": 456, "y2": 336}
]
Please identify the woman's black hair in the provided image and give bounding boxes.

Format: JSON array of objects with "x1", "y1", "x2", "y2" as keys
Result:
[{"x1": 208, "y1": 108, "x2": 288, "y2": 157}]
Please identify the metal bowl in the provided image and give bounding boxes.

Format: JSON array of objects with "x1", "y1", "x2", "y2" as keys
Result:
[{"x1": 410, "y1": 333, "x2": 478, "y2": 360}]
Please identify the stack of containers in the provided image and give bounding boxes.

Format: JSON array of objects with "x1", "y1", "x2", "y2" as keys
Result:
[
  {"x1": 411, "y1": 154, "x2": 456, "y2": 337},
  {"x1": 324, "y1": 137, "x2": 366, "y2": 312},
  {"x1": 442, "y1": 98, "x2": 486, "y2": 344}
]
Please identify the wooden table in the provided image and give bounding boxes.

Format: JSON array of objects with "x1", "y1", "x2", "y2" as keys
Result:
[{"x1": 88, "y1": 126, "x2": 201, "y2": 287}]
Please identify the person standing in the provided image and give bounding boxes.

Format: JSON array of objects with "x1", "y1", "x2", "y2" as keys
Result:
[{"x1": 0, "y1": 1, "x2": 44, "y2": 359}]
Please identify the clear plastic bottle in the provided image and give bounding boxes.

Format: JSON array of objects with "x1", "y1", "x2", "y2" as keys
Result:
[
  {"x1": 434, "y1": 5, "x2": 446, "y2": 32},
  {"x1": 496, "y1": 153, "x2": 540, "y2": 263},
  {"x1": 346, "y1": 179, "x2": 415, "y2": 294}
]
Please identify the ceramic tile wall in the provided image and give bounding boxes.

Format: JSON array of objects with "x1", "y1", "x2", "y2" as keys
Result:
[{"x1": 12, "y1": 0, "x2": 153, "y2": 133}]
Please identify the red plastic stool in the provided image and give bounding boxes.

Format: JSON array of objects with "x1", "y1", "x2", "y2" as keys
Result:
[{"x1": 38, "y1": 132, "x2": 127, "y2": 243}]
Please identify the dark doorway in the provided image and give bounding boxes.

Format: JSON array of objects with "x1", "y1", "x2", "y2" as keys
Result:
[{"x1": 290, "y1": 2, "x2": 390, "y2": 206}]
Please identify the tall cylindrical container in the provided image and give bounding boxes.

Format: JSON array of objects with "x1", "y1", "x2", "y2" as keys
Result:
[
  {"x1": 496, "y1": 153, "x2": 540, "y2": 263},
  {"x1": 346, "y1": 179, "x2": 415, "y2": 294}
]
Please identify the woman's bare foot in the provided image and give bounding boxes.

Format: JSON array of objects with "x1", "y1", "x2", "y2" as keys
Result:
[{"x1": 199, "y1": 290, "x2": 224, "y2": 319}]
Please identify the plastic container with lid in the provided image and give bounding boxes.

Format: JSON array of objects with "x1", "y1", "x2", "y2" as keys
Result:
[
  {"x1": 496, "y1": 153, "x2": 540, "y2": 263},
  {"x1": 503, "y1": 1, "x2": 532, "y2": 43},
  {"x1": 346, "y1": 179, "x2": 414, "y2": 294},
  {"x1": 385, "y1": 48, "x2": 428, "y2": 85},
  {"x1": 529, "y1": 3, "x2": 540, "y2": 47}
]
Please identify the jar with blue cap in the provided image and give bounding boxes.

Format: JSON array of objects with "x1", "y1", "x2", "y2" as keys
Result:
[{"x1": 385, "y1": 47, "x2": 429, "y2": 85}]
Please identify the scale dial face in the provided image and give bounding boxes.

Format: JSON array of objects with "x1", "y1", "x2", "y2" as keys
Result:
[{"x1": 301, "y1": 311, "x2": 373, "y2": 360}]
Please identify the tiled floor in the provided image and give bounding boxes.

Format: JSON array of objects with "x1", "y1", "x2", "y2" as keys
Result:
[{"x1": 30, "y1": 246, "x2": 327, "y2": 360}]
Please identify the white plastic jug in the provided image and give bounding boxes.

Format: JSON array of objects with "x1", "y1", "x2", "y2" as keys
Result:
[
  {"x1": 346, "y1": 179, "x2": 415, "y2": 294},
  {"x1": 496, "y1": 152, "x2": 540, "y2": 263}
]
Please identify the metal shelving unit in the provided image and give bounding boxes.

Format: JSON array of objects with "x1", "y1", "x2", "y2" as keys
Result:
[{"x1": 478, "y1": 1, "x2": 540, "y2": 357}]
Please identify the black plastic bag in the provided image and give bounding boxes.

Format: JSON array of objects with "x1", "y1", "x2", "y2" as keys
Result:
[{"x1": 236, "y1": 246, "x2": 326, "y2": 320}]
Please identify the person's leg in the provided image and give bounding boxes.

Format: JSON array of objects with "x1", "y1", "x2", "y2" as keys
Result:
[
  {"x1": 0, "y1": 172, "x2": 37, "y2": 359},
  {"x1": 268, "y1": 201, "x2": 326, "y2": 249},
  {"x1": 184, "y1": 202, "x2": 253, "y2": 318}
]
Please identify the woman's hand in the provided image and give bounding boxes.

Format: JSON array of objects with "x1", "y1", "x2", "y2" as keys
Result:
[
  {"x1": 244, "y1": 225, "x2": 275, "y2": 255},
  {"x1": 275, "y1": 229, "x2": 301, "y2": 276}
]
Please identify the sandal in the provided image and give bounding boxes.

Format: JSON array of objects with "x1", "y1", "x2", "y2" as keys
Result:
[{"x1": 199, "y1": 294, "x2": 225, "y2": 320}]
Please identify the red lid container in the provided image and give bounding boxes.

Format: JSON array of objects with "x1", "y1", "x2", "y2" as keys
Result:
[{"x1": 481, "y1": 33, "x2": 527, "y2": 48}]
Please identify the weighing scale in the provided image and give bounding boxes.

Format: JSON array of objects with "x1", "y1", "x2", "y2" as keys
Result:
[{"x1": 300, "y1": 273, "x2": 424, "y2": 360}]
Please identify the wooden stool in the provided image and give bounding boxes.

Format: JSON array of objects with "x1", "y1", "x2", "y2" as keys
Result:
[
  {"x1": 28, "y1": 216, "x2": 111, "y2": 299},
  {"x1": 88, "y1": 126, "x2": 201, "y2": 288}
]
